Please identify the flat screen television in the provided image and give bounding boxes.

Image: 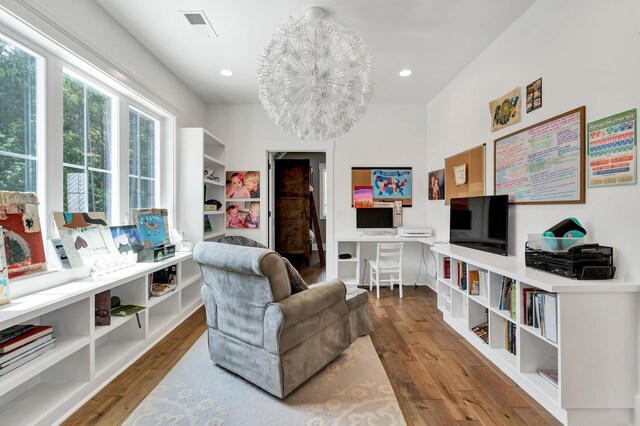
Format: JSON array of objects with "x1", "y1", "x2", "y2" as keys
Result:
[
  {"x1": 450, "y1": 195, "x2": 509, "y2": 256},
  {"x1": 356, "y1": 208, "x2": 394, "y2": 230}
]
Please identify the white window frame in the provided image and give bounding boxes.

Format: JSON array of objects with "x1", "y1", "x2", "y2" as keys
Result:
[
  {"x1": 319, "y1": 162, "x2": 327, "y2": 219},
  {"x1": 61, "y1": 69, "x2": 119, "y2": 221},
  {"x1": 128, "y1": 105, "x2": 160, "y2": 211}
]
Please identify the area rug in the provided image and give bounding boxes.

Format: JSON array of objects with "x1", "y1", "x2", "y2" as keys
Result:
[{"x1": 124, "y1": 333, "x2": 405, "y2": 425}]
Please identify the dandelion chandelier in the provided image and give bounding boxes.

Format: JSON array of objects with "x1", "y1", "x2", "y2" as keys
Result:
[{"x1": 257, "y1": 7, "x2": 373, "y2": 141}]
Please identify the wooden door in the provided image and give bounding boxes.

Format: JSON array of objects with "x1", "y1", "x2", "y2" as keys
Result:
[{"x1": 274, "y1": 159, "x2": 310, "y2": 265}]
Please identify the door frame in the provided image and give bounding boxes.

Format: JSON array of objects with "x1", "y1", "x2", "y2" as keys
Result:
[{"x1": 263, "y1": 141, "x2": 335, "y2": 278}]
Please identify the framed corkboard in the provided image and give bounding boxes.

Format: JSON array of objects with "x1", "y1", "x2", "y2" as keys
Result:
[
  {"x1": 444, "y1": 144, "x2": 486, "y2": 204},
  {"x1": 494, "y1": 106, "x2": 585, "y2": 204}
]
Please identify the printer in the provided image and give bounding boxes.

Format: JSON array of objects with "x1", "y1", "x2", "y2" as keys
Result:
[{"x1": 397, "y1": 227, "x2": 432, "y2": 237}]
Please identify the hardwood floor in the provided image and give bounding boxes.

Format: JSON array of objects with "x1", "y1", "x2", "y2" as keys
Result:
[{"x1": 64, "y1": 252, "x2": 559, "y2": 425}]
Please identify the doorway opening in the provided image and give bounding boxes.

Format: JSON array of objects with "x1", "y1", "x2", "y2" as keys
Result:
[{"x1": 266, "y1": 145, "x2": 334, "y2": 281}]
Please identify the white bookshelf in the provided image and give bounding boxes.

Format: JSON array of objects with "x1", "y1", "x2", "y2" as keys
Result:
[
  {"x1": 178, "y1": 127, "x2": 227, "y2": 244},
  {"x1": 432, "y1": 243, "x2": 640, "y2": 425},
  {"x1": 0, "y1": 253, "x2": 203, "y2": 425}
]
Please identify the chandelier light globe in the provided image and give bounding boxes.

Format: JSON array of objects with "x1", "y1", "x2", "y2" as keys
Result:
[{"x1": 257, "y1": 9, "x2": 373, "y2": 141}]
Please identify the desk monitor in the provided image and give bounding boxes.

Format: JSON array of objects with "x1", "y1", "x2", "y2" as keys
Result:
[{"x1": 356, "y1": 208, "x2": 394, "y2": 233}]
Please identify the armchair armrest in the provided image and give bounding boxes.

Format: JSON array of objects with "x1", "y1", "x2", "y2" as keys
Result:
[{"x1": 264, "y1": 279, "x2": 348, "y2": 354}]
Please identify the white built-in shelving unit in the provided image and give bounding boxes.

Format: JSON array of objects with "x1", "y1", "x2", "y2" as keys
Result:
[
  {"x1": 0, "y1": 253, "x2": 202, "y2": 425},
  {"x1": 178, "y1": 128, "x2": 226, "y2": 244},
  {"x1": 432, "y1": 243, "x2": 639, "y2": 425}
]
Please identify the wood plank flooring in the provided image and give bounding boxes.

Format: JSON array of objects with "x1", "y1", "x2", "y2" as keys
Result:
[{"x1": 64, "y1": 251, "x2": 559, "y2": 425}]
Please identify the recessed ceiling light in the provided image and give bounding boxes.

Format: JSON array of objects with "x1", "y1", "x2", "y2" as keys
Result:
[
  {"x1": 399, "y1": 69, "x2": 412, "y2": 77},
  {"x1": 220, "y1": 69, "x2": 233, "y2": 77}
]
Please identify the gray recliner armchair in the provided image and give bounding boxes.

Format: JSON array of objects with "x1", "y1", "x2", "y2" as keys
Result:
[{"x1": 193, "y1": 242, "x2": 353, "y2": 398}]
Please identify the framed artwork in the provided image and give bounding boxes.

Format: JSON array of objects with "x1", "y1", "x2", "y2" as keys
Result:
[
  {"x1": 226, "y1": 201, "x2": 260, "y2": 229},
  {"x1": 110, "y1": 225, "x2": 144, "y2": 254},
  {"x1": 131, "y1": 208, "x2": 170, "y2": 247},
  {"x1": 226, "y1": 171, "x2": 260, "y2": 199},
  {"x1": 526, "y1": 78, "x2": 542, "y2": 113},
  {"x1": 0, "y1": 191, "x2": 47, "y2": 279},
  {"x1": 354, "y1": 186, "x2": 373, "y2": 208},
  {"x1": 428, "y1": 169, "x2": 445, "y2": 200},
  {"x1": 351, "y1": 167, "x2": 413, "y2": 207},
  {"x1": 494, "y1": 106, "x2": 585, "y2": 204},
  {"x1": 53, "y1": 212, "x2": 118, "y2": 268},
  {"x1": 489, "y1": 87, "x2": 521, "y2": 132}
]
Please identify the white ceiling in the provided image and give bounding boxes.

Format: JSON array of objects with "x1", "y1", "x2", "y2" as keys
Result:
[{"x1": 95, "y1": 0, "x2": 535, "y2": 105}]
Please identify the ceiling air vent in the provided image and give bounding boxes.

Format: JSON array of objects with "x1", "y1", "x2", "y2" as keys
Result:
[{"x1": 180, "y1": 10, "x2": 217, "y2": 38}]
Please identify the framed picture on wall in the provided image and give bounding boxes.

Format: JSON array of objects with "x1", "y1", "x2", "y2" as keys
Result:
[
  {"x1": 428, "y1": 169, "x2": 445, "y2": 200},
  {"x1": 226, "y1": 171, "x2": 260, "y2": 199},
  {"x1": 351, "y1": 167, "x2": 412, "y2": 207},
  {"x1": 226, "y1": 201, "x2": 260, "y2": 229}
]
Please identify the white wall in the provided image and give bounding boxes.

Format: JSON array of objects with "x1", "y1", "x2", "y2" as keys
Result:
[
  {"x1": 0, "y1": 0, "x2": 207, "y2": 126},
  {"x1": 208, "y1": 104, "x2": 429, "y2": 282},
  {"x1": 427, "y1": 0, "x2": 640, "y2": 281}
]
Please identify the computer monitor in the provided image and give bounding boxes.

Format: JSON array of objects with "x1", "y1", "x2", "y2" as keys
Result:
[{"x1": 356, "y1": 208, "x2": 394, "y2": 232}]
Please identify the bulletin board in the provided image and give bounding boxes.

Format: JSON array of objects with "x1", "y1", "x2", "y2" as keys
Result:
[
  {"x1": 444, "y1": 144, "x2": 486, "y2": 204},
  {"x1": 494, "y1": 106, "x2": 585, "y2": 204}
]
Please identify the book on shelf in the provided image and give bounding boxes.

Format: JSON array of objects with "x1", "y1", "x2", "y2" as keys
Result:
[
  {"x1": 458, "y1": 261, "x2": 467, "y2": 290},
  {"x1": 0, "y1": 340, "x2": 55, "y2": 376},
  {"x1": 0, "y1": 325, "x2": 54, "y2": 354},
  {"x1": 0, "y1": 324, "x2": 35, "y2": 344},
  {"x1": 111, "y1": 304, "x2": 146, "y2": 317},
  {"x1": 0, "y1": 337, "x2": 55, "y2": 369},
  {"x1": 498, "y1": 277, "x2": 516, "y2": 320},
  {"x1": 537, "y1": 369, "x2": 559, "y2": 388},
  {"x1": 471, "y1": 308, "x2": 489, "y2": 343},
  {"x1": 469, "y1": 270, "x2": 480, "y2": 295},
  {"x1": 542, "y1": 294, "x2": 558, "y2": 343},
  {"x1": 150, "y1": 282, "x2": 177, "y2": 297},
  {"x1": 505, "y1": 321, "x2": 516, "y2": 355},
  {"x1": 0, "y1": 334, "x2": 54, "y2": 364},
  {"x1": 443, "y1": 257, "x2": 451, "y2": 279}
]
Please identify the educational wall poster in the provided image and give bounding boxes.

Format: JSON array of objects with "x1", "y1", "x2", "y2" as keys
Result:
[
  {"x1": 351, "y1": 167, "x2": 413, "y2": 207},
  {"x1": 526, "y1": 78, "x2": 542, "y2": 113},
  {"x1": 226, "y1": 201, "x2": 260, "y2": 229},
  {"x1": 354, "y1": 186, "x2": 373, "y2": 207},
  {"x1": 428, "y1": 169, "x2": 445, "y2": 200},
  {"x1": 226, "y1": 171, "x2": 260, "y2": 199},
  {"x1": 587, "y1": 108, "x2": 637, "y2": 187},
  {"x1": 0, "y1": 191, "x2": 47, "y2": 279},
  {"x1": 0, "y1": 227, "x2": 10, "y2": 306},
  {"x1": 131, "y1": 208, "x2": 170, "y2": 247},
  {"x1": 494, "y1": 106, "x2": 585, "y2": 204},
  {"x1": 53, "y1": 212, "x2": 119, "y2": 268},
  {"x1": 489, "y1": 87, "x2": 521, "y2": 132}
]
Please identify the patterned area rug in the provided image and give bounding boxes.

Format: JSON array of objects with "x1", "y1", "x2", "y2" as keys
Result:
[{"x1": 124, "y1": 333, "x2": 406, "y2": 425}]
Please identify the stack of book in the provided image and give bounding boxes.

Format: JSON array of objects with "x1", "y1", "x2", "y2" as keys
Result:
[
  {"x1": 522, "y1": 289, "x2": 558, "y2": 343},
  {"x1": 498, "y1": 276, "x2": 516, "y2": 320},
  {"x1": 148, "y1": 266, "x2": 178, "y2": 297},
  {"x1": 0, "y1": 325, "x2": 55, "y2": 376},
  {"x1": 471, "y1": 308, "x2": 489, "y2": 344}
]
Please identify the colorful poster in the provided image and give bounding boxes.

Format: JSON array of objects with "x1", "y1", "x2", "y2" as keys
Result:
[
  {"x1": 226, "y1": 171, "x2": 260, "y2": 199},
  {"x1": 587, "y1": 109, "x2": 636, "y2": 187},
  {"x1": 131, "y1": 208, "x2": 170, "y2": 247},
  {"x1": 354, "y1": 186, "x2": 373, "y2": 208},
  {"x1": 371, "y1": 169, "x2": 412, "y2": 199},
  {"x1": 226, "y1": 201, "x2": 260, "y2": 229},
  {"x1": 428, "y1": 169, "x2": 445, "y2": 200},
  {"x1": 53, "y1": 212, "x2": 118, "y2": 268},
  {"x1": 489, "y1": 87, "x2": 521, "y2": 132},
  {"x1": 0, "y1": 191, "x2": 47, "y2": 279},
  {"x1": 0, "y1": 226, "x2": 10, "y2": 306}
]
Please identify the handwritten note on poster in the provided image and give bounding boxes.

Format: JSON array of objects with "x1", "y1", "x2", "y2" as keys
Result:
[
  {"x1": 587, "y1": 109, "x2": 636, "y2": 187},
  {"x1": 494, "y1": 107, "x2": 585, "y2": 204}
]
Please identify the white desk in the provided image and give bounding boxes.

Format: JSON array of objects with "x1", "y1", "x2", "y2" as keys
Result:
[{"x1": 335, "y1": 233, "x2": 438, "y2": 287}]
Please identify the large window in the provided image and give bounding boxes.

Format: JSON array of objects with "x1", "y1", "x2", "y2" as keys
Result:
[
  {"x1": 62, "y1": 74, "x2": 113, "y2": 219},
  {"x1": 129, "y1": 107, "x2": 158, "y2": 209},
  {"x1": 0, "y1": 36, "x2": 38, "y2": 193}
]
